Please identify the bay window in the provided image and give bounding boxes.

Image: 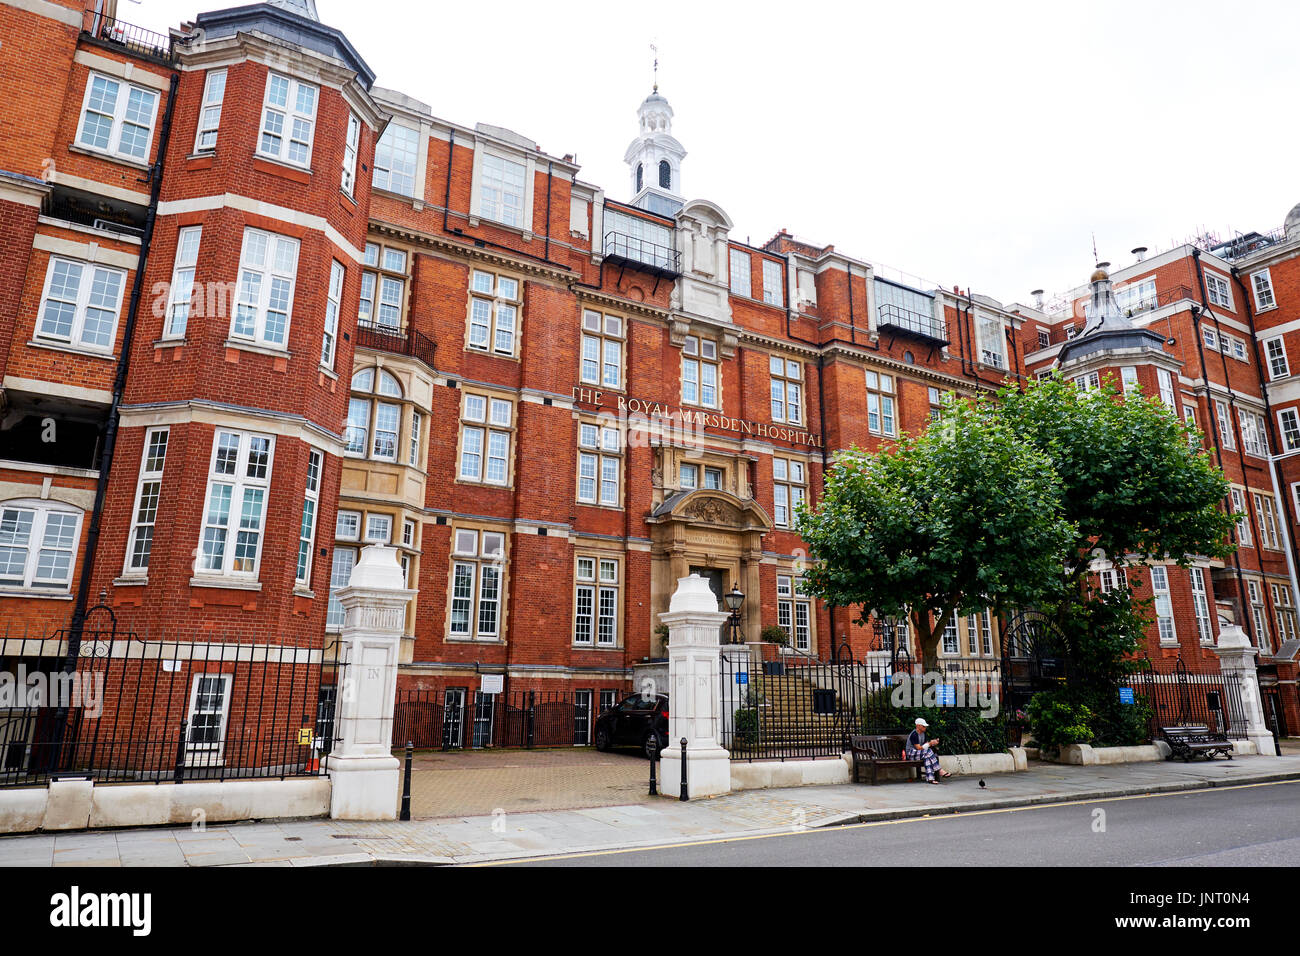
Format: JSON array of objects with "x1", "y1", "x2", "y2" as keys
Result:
[
  {"x1": 231, "y1": 228, "x2": 299, "y2": 348},
  {"x1": 196, "y1": 429, "x2": 274, "y2": 579},
  {"x1": 0, "y1": 502, "x2": 81, "y2": 591}
]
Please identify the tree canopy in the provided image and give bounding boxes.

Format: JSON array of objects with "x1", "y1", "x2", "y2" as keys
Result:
[{"x1": 797, "y1": 373, "x2": 1237, "y2": 672}]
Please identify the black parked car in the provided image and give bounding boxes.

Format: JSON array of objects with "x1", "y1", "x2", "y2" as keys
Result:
[{"x1": 594, "y1": 692, "x2": 669, "y2": 758}]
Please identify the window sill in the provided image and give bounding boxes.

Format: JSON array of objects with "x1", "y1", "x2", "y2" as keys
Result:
[
  {"x1": 317, "y1": 364, "x2": 338, "y2": 380},
  {"x1": 465, "y1": 345, "x2": 522, "y2": 363},
  {"x1": 154, "y1": 336, "x2": 187, "y2": 349},
  {"x1": 455, "y1": 479, "x2": 513, "y2": 491},
  {"x1": 576, "y1": 501, "x2": 625, "y2": 512},
  {"x1": 252, "y1": 153, "x2": 313, "y2": 181},
  {"x1": 292, "y1": 586, "x2": 315, "y2": 599},
  {"x1": 0, "y1": 589, "x2": 73, "y2": 600},
  {"x1": 467, "y1": 214, "x2": 533, "y2": 243},
  {"x1": 190, "y1": 576, "x2": 263, "y2": 591},
  {"x1": 1255, "y1": 304, "x2": 1278, "y2": 314},
  {"x1": 445, "y1": 637, "x2": 506, "y2": 645},
  {"x1": 113, "y1": 575, "x2": 148, "y2": 587},
  {"x1": 68, "y1": 142, "x2": 151, "y2": 172},
  {"x1": 27, "y1": 338, "x2": 116, "y2": 361},
  {"x1": 224, "y1": 338, "x2": 292, "y2": 360},
  {"x1": 572, "y1": 644, "x2": 623, "y2": 651}
]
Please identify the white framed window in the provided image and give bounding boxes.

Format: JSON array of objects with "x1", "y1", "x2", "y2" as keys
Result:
[
  {"x1": 704, "y1": 467, "x2": 722, "y2": 490},
  {"x1": 77, "y1": 72, "x2": 158, "y2": 161},
  {"x1": 980, "y1": 610, "x2": 993, "y2": 656},
  {"x1": 335, "y1": 509, "x2": 360, "y2": 540},
  {"x1": 360, "y1": 241, "x2": 409, "y2": 330},
  {"x1": 1120, "y1": 366, "x2": 1139, "y2": 395},
  {"x1": 164, "y1": 227, "x2": 202, "y2": 339},
  {"x1": 345, "y1": 367, "x2": 403, "y2": 459},
  {"x1": 1099, "y1": 568, "x2": 1119, "y2": 593},
  {"x1": 186, "y1": 674, "x2": 232, "y2": 756},
  {"x1": 1204, "y1": 272, "x2": 1232, "y2": 309},
  {"x1": 1230, "y1": 488, "x2": 1252, "y2": 548},
  {"x1": 776, "y1": 574, "x2": 811, "y2": 652},
  {"x1": 37, "y1": 257, "x2": 126, "y2": 352},
  {"x1": 341, "y1": 112, "x2": 360, "y2": 196},
  {"x1": 467, "y1": 269, "x2": 521, "y2": 356},
  {"x1": 928, "y1": 386, "x2": 947, "y2": 422},
  {"x1": 762, "y1": 259, "x2": 783, "y2": 306},
  {"x1": 373, "y1": 123, "x2": 419, "y2": 197},
  {"x1": 865, "y1": 370, "x2": 896, "y2": 436},
  {"x1": 1271, "y1": 583, "x2": 1298, "y2": 645},
  {"x1": 1203, "y1": 326, "x2": 1218, "y2": 351},
  {"x1": 1150, "y1": 565, "x2": 1176, "y2": 644},
  {"x1": 1251, "y1": 270, "x2": 1276, "y2": 311},
  {"x1": 1215, "y1": 400, "x2": 1235, "y2": 451},
  {"x1": 682, "y1": 335, "x2": 719, "y2": 409},
  {"x1": 577, "y1": 422, "x2": 621, "y2": 506},
  {"x1": 364, "y1": 513, "x2": 392, "y2": 544},
  {"x1": 231, "y1": 228, "x2": 299, "y2": 348},
  {"x1": 1253, "y1": 492, "x2": 1282, "y2": 550},
  {"x1": 773, "y1": 457, "x2": 806, "y2": 529},
  {"x1": 680, "y1": 463, "x2": 698, "y2": 490},
  {"x1": 1157, "y1": 368, "x2": 1176, "y2": 408},
  {"x1": 125, "y1": 428, "x2": 169, "y2": 573},
  {"x1": 409, "y1": 410, "x2": 422, "y2": 467},
  {"x1": 0, "y1": 502, "x2": 81, "y2": 591},
  {"x1": 326, "y1": 546, "x2": 357, "y2": 630},
  {"x1": 449, "y1": 529, "x2": 506, "y2": 640},
  {"x1": 941, "y1": 613, "x2": 959, "y2": 655},
  {"x1": 1074, "y1": 371, "x2": 1101, "y2": 392},
  {"x1": 978, "y1": 312, "x2": 1005, "y2": 368},
  {"x1": 769, "y1": 355, "x2": 803, "y2": 425},
  {"x1": 296, "y1": 449, "x2": 322, "y2": 585},
  {"x1": 1265, "y1": 337, "x2": 1289, "y2": 380},
  {"x1": 1247, "y1": 580, "x2": 1271, "y2": 653},
  {"x1": 580, "y1": 309, "x2": 624, "y2": 389},
  {"x1": 1189, "y1": 567, "x2": 1213, "y2": 644},
  {"x1": 574, "y1": 555, "x2": 620, "y2": 647},
  {"x1": 1239, "y1": 410, "x2": 1268, "y2": 458},
  {"x1": 1115, "y1": 276, "x2": 1157, "y2": 316},
  {"x1": 194, "y1": 69, "x2": 226, "y2": 152},
  {"x1": 196, "y1": 430, "x2": 274, "y2": 579},
  {"x1": 479, "y1": 151, "x2": 527, "y2": 227},
  {"x1": 459, "y1": 393, "x2": 513, "y2": 485},
  {"x1": 1278, "y1": 408, "x2": 1300, "y2": 452},
  {"x1": 1037, "y1": 328, "x2": 1050, "y2": 349},
  {"x1": 402, "y1": 519, "x2": 417, "y2": 548},
  {"x1": 729, "y1": 248, "x2": 751, "y2": 296},
  {"x1": 321, "y1": 260, "x2": 344, "y2": 368},
  {"x1": 258, "y1": 71, "x2": 317, "y2": 167}
]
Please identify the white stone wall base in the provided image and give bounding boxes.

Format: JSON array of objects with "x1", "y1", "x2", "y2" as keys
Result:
[
  {"x1": 658, "y1": 746, "x2": 732, "y2": 799},
  {"x1": 328, "y1": 754, "x2": 400, "y2": 820},
  {"x1": 1058, "y1": 742, "x2": 1171, "y2": 765},
  {"x1": 0, "y1": 778, "x2": 331, "y2": 834},
  {"x1": 730, "y1": 755, "x2": 852, "y2": 791},
  {"x1": 937, "y1": 752, "x2": 1022, "y2": 775}
]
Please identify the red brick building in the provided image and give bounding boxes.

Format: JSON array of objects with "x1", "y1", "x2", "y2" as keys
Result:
[{"x1": 0, "y1": 0, "x2": 1294, "y2": 752}]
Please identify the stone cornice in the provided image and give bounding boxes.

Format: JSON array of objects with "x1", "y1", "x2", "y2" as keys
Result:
[{"x1": 369, "y1": 220, "x2": 577, "y2": 285}]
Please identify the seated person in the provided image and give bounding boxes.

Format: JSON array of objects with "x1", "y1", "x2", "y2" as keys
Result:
[{"x1": 905, "y1": 717, "x2": 951, "y2": 783}]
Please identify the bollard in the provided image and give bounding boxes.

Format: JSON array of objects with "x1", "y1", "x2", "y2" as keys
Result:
[
  {"x1": 648, "y1": 737, "x2": 658, "y2": 796},
  {"x1": 400, "y1": 741, "x2": 414, "y2": 821},
  {"x1": 679, "y1": 736, "x2": 688, "y2": 802},
  {"x1": 173, "y1": 719, "x2": 188, "y2": 785}
]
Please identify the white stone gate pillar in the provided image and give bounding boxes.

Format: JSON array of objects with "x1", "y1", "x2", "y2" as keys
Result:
[
  {"x1": 658, "y1": 574, "x2": 732, "y2": 798},
  {"x1": 1213, "y1": 624, "x2": 1277, "y2": 756},
  {"x1": 328, "y1": 545, "x2": 416, "y2": 819}
]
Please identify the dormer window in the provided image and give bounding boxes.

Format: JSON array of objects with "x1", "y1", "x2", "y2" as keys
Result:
[{"x1": 481, "y1": 153, "x2": 526, "y2": 227}]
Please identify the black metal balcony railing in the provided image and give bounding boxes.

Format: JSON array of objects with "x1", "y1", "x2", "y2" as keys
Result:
[
  {"x1": 876, "y1": 303, "x2": 947, "y2": 344},
  {"x1": 355, "y1": 319, "x2": 437, "y2": 369},
  {"x1": 1118, "y1": 284, "x2": 1196, "y2": 319},
  {"x1": 81, "y1": 7, "x2": 176, "y2": 65},
  {"x1": 602, "y1": 231, "x2": 681, "y2": 276}
]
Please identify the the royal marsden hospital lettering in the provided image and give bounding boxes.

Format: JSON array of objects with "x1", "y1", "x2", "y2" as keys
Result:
[{"x1": 572, "y1": 387, "x2": 823, "y2": 448}]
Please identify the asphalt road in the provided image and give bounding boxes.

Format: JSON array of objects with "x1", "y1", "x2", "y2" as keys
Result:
[{"x1": 498, "y1": 780, "x2": 1300, "y2": 867}]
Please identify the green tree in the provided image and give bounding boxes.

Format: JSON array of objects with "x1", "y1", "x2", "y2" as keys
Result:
[{"x1": 797, "y1": 396, "x2": 1075, "y2": 671}]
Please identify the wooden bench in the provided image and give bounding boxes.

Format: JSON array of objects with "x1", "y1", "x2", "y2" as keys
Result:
[
  {"x1": 1160, "y1": 724, "x2": 1232, "y2": 762},
  {"x1": 850, "y1": 734, "x2": 924, "y2": 785}
]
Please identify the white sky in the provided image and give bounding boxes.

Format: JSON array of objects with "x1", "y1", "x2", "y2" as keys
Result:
[{"x1": 127, "y1": 0, "x2": 1300, "y2": 304}]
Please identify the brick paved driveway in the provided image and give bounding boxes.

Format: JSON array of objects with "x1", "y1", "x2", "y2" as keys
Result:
[{"x1": 403, "y1": 747, "x2": 655, "y2": 820}]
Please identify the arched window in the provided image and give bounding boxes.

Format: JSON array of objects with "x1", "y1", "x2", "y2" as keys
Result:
[
  {"x1": 636, "y1": 163, "x2": 643, "y2": 193},
  {"x1": 658, "y1": 160, "x2": 671, "y2": 190},
  {"x1": 346, "y1": 367, "x2": 405, "y2": 461}
]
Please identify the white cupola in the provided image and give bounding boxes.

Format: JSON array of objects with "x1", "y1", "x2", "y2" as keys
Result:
[{"x1": 623, "y1": 87, "x2": 686, "y2": 216}]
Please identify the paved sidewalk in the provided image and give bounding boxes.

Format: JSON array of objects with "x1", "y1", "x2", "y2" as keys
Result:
[{"x1": 3, "y1": 754, "x2": 1299, "y2": 867}]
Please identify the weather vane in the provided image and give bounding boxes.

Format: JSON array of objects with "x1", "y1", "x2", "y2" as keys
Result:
[{"x1": 651, "y1": 42, "x2": 659, "y2": 92}]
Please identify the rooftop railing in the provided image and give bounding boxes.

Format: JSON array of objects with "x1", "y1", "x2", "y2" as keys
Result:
[
  {"x1": 876, "y1": 302, "x2": 947, "y2": 344},
  {"x1": 81, "y1": 7, "x2": 176, "y2": 65},
  {"x1": 602, "y1": 231, "x2": 680, "y2": 276}
]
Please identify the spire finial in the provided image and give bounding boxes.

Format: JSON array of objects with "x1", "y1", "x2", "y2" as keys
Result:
[{"x1": 651, "y1": 42, "x2": 658, "y2": 92}]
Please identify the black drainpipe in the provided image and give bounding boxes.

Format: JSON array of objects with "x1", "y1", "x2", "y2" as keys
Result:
[
  {"x1": 65, "y1": 71, "x2": 179, "y2": 662},
  {"x1": 1191, "y1": 251, "x2": 1255, "y2": 643}
]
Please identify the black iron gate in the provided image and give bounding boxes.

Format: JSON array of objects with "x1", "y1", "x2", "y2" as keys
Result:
[
  {"x1": 393, "y1": 690, "x2": 588, "y2": 750},
  {"x1": 1000, "y1": 610, "x2": 1069, "y2": 715}
]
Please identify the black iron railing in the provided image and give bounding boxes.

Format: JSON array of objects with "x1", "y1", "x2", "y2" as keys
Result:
[
  {"x1": 355, "y1": 319, "x2": 437, "y2": 369},
  {"x1": 876, "y1": 303, "x2": 947, "y2": 343},
  {"x1": 1128, "y1": 656, "x2": 1247, "y2": 740},
  {"x1": 0, "y1": 615, "x2": 345, "y2": 789},
  {"x1": 602, "y1": 231, "x2": 680, "y2": 275},
  {"x1": 1117, "y1": 284, "x2": 1196, "y2": 319},
  {"x1": 81, "y1": 7, "x2": 176, "y2": 65}
]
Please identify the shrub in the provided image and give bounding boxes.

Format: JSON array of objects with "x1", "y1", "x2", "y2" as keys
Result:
[
  {"x1": 761, "y1": 624, "x2": 790, "y2": 646},
  {"x1": 1026, "y1": 689, "x2": 1095, "y2": 756}
]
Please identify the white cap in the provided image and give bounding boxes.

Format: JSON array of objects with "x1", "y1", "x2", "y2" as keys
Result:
[{"x1": 914, "y1": 718, "x2": 928, "y2": 727}]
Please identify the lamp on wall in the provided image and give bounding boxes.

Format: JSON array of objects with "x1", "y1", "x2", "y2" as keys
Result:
[{"x1": 724, "y1": 586, "x2": 745, "y2": 645}]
